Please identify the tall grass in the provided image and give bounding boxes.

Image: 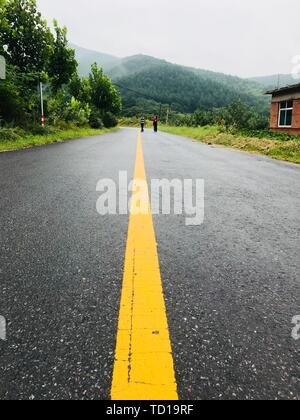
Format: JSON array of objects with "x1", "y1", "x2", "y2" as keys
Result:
[
  {"x1": 160, "y1": 125, "x2": 300, "y2": 164},
  {"x1": 0, "y1": 126, "x2": 118, "y2": 152}
]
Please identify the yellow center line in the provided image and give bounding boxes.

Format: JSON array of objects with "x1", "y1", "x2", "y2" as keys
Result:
[{"x1": 111, "y1": 131, "x2": 178, "y2": 400}]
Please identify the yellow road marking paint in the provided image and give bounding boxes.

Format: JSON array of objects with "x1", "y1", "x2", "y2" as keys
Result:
[{"x1": 111, "y1": 131, "x2": 178, "y2": 400}]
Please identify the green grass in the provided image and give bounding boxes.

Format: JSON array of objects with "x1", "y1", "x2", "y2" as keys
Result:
[
  {"x1": 0, "y1": 126, "x2": 118, "y2": 153},
  {"x1": 160, "y1": 125, "x2": 300, "y2": 164}
]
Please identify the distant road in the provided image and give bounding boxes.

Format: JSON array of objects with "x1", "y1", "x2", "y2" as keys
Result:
[{"x1": 0, "y1": 128, "x2": 299, "y2": 400}]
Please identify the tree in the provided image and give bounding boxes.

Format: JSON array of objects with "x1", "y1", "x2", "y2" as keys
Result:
[
  {"x1": 68, "y1": 63, "x2": 122, "y2": 125},
  {"x1": 0, "y1": 0, "x2": 53, "y2": 73},
  {"x1": 0, "y1": 1, "x2": 121, "y2": 128},
  {"x1": 88, "y1": 63, "x2": 121, "y2": 115},
  {"x1": 48, "y1": 20, "x2": 77, "y2": 92},
  {"x1": 68, "y1": 73, "x2": 83, "y2": 100},
  {"x1": 0, "y1": 65, "x2": 25, "y2": 123}
]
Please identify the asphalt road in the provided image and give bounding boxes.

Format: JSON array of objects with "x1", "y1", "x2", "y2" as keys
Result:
[{"x1": 0, "y1": 128, "x2": 299, "y2": 400}]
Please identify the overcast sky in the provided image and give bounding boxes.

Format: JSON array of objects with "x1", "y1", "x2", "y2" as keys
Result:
[{"x1": 37, "y1": 0, "x2": 300, "y2": 78}]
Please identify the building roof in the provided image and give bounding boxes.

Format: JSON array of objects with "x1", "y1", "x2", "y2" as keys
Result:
[{"x1": 266, "y1": 82, "x2": 300, "y2": 96}]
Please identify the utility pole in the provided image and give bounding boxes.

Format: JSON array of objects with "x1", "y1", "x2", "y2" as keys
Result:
[
  {"x1": 159, "y1": 103, "x2": 162, "y2": 119},
  {"x1": 40, "y1": 81, "x2": 45, "y2": 128},
  {"x1": 166, "y1": 106, "x2": 170, "y2": 126}
]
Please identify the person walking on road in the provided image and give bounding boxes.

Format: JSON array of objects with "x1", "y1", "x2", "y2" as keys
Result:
[
  {"x1": 140, "y1": 116, "x2": 145, "y2": 132},
  {"x1": 153, "y1": 115, "x2": 158, "y2": 132}
]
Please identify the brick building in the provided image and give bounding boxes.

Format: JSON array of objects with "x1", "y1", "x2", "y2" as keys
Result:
[{"x1": 267, "y1": 83, "x2": 300, "y2": 134}]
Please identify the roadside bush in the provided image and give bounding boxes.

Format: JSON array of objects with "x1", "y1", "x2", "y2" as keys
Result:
[
  {"x1": 89, "y1": 109, "x2": 104, "y2": 129},
  {"x1": 28, "y1": 125, "x2": 60, "y2": 136},
  {"x1": 0, "y1": 128, "x2": 21, "y2": 142},
  {"x1": 167, "y1": 113, "x2": 194, "y2": 127},
  {"x1": 102, "y1": 111, "x2": 118, "y2": 128},
  {"x1": 64, "y1": 97, "x2": 91, "y2": 126},
  {"x1": 48, "y1": 94, "x2": 91, "y2": 127},
  {"x1": 55, "y1": 120, "x2": 74, "y2": 130},
  {"x1": 247, "y1": 115, "x2": 269, "y2": 131},
  {"x1": 47, "y1": 91, "x2": 66, "y2": 126}
]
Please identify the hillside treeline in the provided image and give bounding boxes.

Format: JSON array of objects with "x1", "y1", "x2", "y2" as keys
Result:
[{"x1": 116, "y1": 61, "x2": 270, "y2": 121}]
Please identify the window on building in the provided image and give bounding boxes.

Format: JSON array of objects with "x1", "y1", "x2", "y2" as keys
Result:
[{"x1": 278, "y1": 100, "x2": 293, "y2": 127}]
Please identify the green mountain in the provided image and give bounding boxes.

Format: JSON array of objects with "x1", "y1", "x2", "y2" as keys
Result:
[
  {"x1": 111, "y1": 56, "x2": 270, "y2": 116},
  {"x1": 71, "y1": 44, "x2": 270, "y2": 116},
  {"x1": 112, "y1": 56, "x2": 267, "y2": 115},
  {"x1": 250, "y1": 74, "x2": 300, "y2": 89}
]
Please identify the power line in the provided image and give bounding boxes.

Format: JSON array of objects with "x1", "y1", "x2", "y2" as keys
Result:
[{"x1": 114, "y1": 82, "x2": 163, "y2": 104}]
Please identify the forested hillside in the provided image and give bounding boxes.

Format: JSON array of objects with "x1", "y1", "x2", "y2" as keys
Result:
[
  {"x1": 113, "y1": 58, "x2": 269, "y2": 116},
  {"x1": 72, "y1": 45, "x2": 270, "y2": 117},
  {"x1": 250, "y1": 74, "x2": 299, "y2": 89}
]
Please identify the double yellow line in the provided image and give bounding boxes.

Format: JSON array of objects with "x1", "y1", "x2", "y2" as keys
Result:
[{"x1": 111, "y1": 132, "x2": 178, "y2": 400}]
